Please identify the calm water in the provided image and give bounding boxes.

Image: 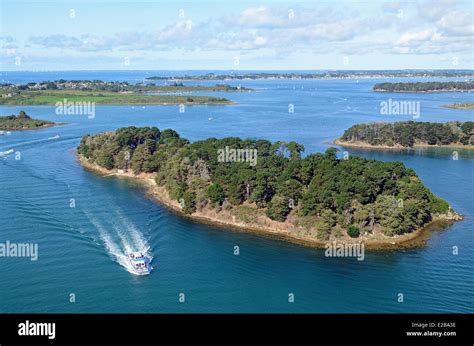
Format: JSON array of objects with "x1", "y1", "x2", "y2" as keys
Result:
[{"x1": 0, "y1": 71, "x2": 473, "y2": 313}]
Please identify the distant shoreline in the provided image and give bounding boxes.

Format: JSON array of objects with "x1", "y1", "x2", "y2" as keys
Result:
[
  {"x1": 1, "y1": 123, "x2": 66, "y2": 131},
  {"x1": 144, "y1": 71, "x2": 474, "y2": 81},
  {"x1": 0, "y1": 80, "x2": 243, "y2": 106},
  {"x1": 0, "y1": 96, "x2": 235, "y2": 106},
  {"x1": 334, "y1": 139, "x2": 474, "y2": 150},
  {"x1": 373, "y1": 89, "x2": 474, "y2": 93},
  {"x1": 0, "y1": 111, "x2": 66, "y2": 131},
  {"x1": 372, "y1": 81, "x2": 474, "y2": 93},
  {"x1": 77, "y1": 153, "x2": 460, "y2": 251}
]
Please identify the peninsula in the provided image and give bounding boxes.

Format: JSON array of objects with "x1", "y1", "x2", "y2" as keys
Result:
[
  {"x1": 77, "y1": 126, "x2": 461, "y2": 250},
  {"x1": 0, "y1": 111, "x2": 58, "y2": 131},
  {"x1": 336, "y1": 121, "x2": 474, "y2": 148},
  {"x1": 0, "y1": 80, "x2": 248, "y2": 106}
]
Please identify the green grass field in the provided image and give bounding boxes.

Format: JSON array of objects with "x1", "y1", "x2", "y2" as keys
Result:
[{"x1": 0, "y1": 90, "x2": 233, "y2": 105}]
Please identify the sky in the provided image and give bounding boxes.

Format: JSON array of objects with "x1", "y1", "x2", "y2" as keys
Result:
[{"x1": 0, "y1": 0, "x2": 473, "y2": 71}]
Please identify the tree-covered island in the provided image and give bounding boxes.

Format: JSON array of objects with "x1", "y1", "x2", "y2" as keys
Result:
[
  {"x1": 336, "y1": 121, "x2": 474, "y2": 148},
  {"x1": 0, "y1": 111, "x2": 58, "y2": 130},
  {"x1": 77, "y1": 126, "x2": 462, "y2": 249},
  {"x1": 0, "y1": 80, "x2": 251, "y2": 106},
  {"x1": 373, "y1": 81, "x2": 474, "y2": 92}
]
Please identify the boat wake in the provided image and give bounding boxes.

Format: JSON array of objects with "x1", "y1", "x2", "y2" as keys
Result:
[
  {"x1": 0, "y1": 149, "x2": 14, "y2": 157},
  {"x1": 0, "y1": 135, "x2": 67, "y2": 153},
  {"x1": 84, "y1": 210, "x2": 152, "y2": 274}
]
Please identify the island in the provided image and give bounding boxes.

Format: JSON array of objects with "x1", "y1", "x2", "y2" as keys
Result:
[
  {"x1": 336, "y1": 121, "x2": 474, "y2": 149},
  {"x1": 76, "y1": 126, "x2": 462, "y2": 250},
  {"x1": 444, "y1": 103, "x2": 474, "y2": 110},
  {"x1": 0, "y1": 111, "x2": 58, "y2": 131},
  {"x1": 145, "y1": 70, "x2": 474, "y2": 81},
  {"x1": 0, "y1": 80, "x2": 246, "y2": 105},
  {"x1": 373, "y1": 81, "x2": 474, "y2": 92}
]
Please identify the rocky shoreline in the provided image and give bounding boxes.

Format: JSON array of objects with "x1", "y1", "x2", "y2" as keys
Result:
[{"x1": 77, "y1": 154, "x2": 462, "y2": 251}]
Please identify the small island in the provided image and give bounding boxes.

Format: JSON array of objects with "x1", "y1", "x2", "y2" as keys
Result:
[
  {"x1": 0, "y1": 111, "x2": 58, "y2": 131},
  {"x1": 336, "y1": 121, "x2": 474, "y2": 148},
  {"x1": 0, "y1": 80, "x2": 245, "y2": 106},
  {"x1": 373, "y1": 81, "x2": 474, "y2": 93},
  {"x1": 444, "y1": 103, "x2": 474, "y2": 110},
  {"x1": 77, "y1": 126, "x2": 462, "y2": 250}
]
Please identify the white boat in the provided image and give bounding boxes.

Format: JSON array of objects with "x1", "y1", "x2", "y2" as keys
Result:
[
  {"x1": 0, "y1": 131, "x2": 4, "y2": 135},
  {"x1": 126, "y1": 252, "x2": 153, "y2": 275}
]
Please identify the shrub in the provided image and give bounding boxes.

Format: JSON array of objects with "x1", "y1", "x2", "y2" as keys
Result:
[{"x1": 347, "y1": 225, "x2": 361, "y2": 238}]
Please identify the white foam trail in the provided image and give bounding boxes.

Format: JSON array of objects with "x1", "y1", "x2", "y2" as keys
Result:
[
  {"x1": 84, "y1": 211, "x2": 136, "y2": 274},
  {"x1": 116, "y1": 231, "x2": 133, "y2": 255},
  {"x1": 83, "y1": 207, "x2": 153, "y2": 274},
  {"x1": 0, "y1": 149, "x2": 14, "y2": 157},
  {"x1": 115, "y1": 209, "x2": 152, "y2": 259},
  {"x1": 0, "y1": 136, "x2": 63, "y2": 152}
]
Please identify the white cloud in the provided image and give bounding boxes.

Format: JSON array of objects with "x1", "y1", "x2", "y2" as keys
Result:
[
  {"x1": 235, "y1": 6, "x2": 287, "y2": 27},
  {"x1": 157, "y1": 20, "x2": 194, "y2": 42},
  {"x1": 396, "y1": 29, "x2": 436, "y2": 46},
  {"x1": 437, "y1": 11, "x2": 474, "y2": 36},
  {"x1": 417, "y1": 0, "x2": 457, "y2": 21},
  {"x1": 23, "y1": 2, "x2": 473, "y2": 59}
]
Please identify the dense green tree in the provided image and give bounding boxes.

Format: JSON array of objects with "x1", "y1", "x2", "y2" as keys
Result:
[
  {"x1": 131, "y1": 143, "x2": 152, "y2": 174},
  {"x1": 339, "y1": 121, "x2": 473, "y2": 148},
  {"x1": 207, "y1": 183, "x2": 226, "y2": 207},
  {"x1": 266, "y1": 194, "x2": 291, "y2": 222},
  {"x1": 373, "y1": 81, "x2": 474, "y2": 92},
  {"x1": 182, "y1": 190, "x2": 197, "y2": 214}
]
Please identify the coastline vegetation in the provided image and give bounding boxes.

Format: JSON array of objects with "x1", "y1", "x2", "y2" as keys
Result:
[
  {"x1": 338, "y1": 121, "x2": 474, "y2": 148},
  {"x1": 77, "y1": 126, "x2": 456, "y2": 242},
  {"x1": 0, "y1": 111, "x2": 56, "y2": 130},
  {"x1": 0, "y1": 80, "x2": 245, "y2": 105},
  {"x1": 0, "y1": 90, "x2": 232, "y2": 106},
  {"x1": 373, "y1": 81, "x2": 474, "y2": 92}
]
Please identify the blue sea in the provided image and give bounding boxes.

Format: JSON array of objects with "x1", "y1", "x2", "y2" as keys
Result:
[{"x1": 0, "y1": 71, "x2": 472, "y2": 313}]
